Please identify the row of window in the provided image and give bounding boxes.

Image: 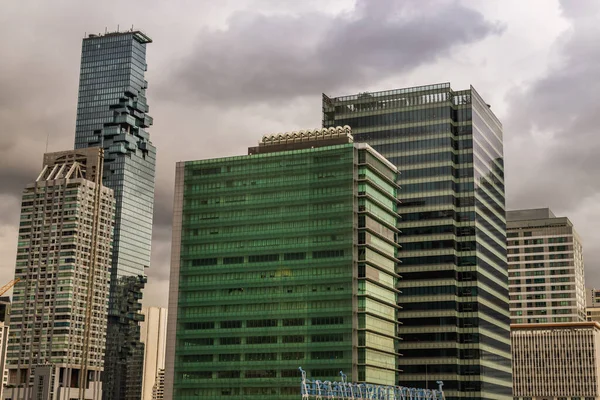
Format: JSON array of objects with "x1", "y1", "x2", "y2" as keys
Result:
[
  {"x1": 181, "y1": 351, "x2": 344, "y2": 363},
  {"x1": 181, "y1": 334, "x2": 347, "y2": 347}
]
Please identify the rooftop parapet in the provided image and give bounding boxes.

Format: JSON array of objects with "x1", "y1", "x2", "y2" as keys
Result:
[{"x1": 248, "y1": 126, "x2": 353, "y2": 155}]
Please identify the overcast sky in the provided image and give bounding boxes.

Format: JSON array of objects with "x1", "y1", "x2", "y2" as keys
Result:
[{"x1": 1, "y1": 0, "x2": 599, "y2": 308}]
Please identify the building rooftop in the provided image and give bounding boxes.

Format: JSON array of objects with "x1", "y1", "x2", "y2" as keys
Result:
[
  {"x1": 248, "y1": 126, "x2": 354, "y2": 155},
  {"x1": 85, "y1": 29, "x2": 152, "y2": 44},
  {"x1": 511, "y1": 321, "x2": 600, "y2": 330},
  {"x1": 506, "y1": 208, "x2": 556, "y2": 221}
]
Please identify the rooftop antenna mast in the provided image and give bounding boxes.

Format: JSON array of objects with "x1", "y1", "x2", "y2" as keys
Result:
[{"x1": 45, "y1": 132, "x2": 50, "y2": 153}]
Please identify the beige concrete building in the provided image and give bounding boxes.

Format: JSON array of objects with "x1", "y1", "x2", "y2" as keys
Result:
[
  {"x1": 588, "y1": 308, "x2": 600, "y2": 323},
  {"x1": 586, "y1": 289, "x2": 600, "y2": 323},
  {"x1": 512, "y1": 322, "x2": 600, "y2": 400},
  {"x1": 140, "y1": 307, "x2": 167, "y2": 400},
  {"x1": 5, "y1": 148, "x2": 114, "y2": 400},
  {"x1": 151, "y1": 369, "x2": 164, "y2": 400},
  {"x1": 507, "y1": 208, "x2": 586, "y2": 324}
]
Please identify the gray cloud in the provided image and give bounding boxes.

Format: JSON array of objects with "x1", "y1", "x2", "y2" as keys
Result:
[
  {"x1": 159, "y1": 0, "x2": 503, "y2": 105},
  {"x1": 504, "y1": 0, "x2": 600, "y2": 285},
  {"x1": 4, "y1": 0, "x2": 600, "y2": 305}
]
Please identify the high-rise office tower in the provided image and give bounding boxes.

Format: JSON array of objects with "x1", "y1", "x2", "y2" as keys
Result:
[
  {"x1": 74, "y1": 30, "x2": 156, "y2": 400},
  {"x1": 140, "y1": 307, "x2": 167, "y2": 400},
  {"x1": 507, "y1": 208, "x2": 586, "y2": 323},
  {"x1": 5, "y1": 148, "x2": 114, "y2": 400},
  {"x1": 323, "y1": 83, "x2": 512, "y2": 400},
  {"x1": 165, "y1": 127, "x2": 400, "y2": 399}
]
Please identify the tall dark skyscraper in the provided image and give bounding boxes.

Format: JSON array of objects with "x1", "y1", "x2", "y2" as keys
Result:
[
  {"x1": 323, "y1": 83, "x2": 511, "y2": 400},
  {"x1": 74, "y1": 30, "x2": 156, "y2": 400}
]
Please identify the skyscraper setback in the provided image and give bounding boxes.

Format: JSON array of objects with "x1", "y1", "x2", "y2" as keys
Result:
[
  {"x1": 323, "y1": 83, "x2": 512, "y2": 400},
  {"x1": 74, "y1": 30, "x2": 156, "y2": 400},
  {"x1": 6, "y1": 148, "x2": 114, "y2": 400}
]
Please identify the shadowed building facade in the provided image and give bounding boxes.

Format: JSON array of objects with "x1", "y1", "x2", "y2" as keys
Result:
[
  {"x1": 74, "y1": 30, "x2": 156, "y2": 400},
  {"x1": 165, "y1": 127, "x2": 400, "y2": 399},
  {"x1": 323, "y1": 83, "x2": 511, "y2": 400}
]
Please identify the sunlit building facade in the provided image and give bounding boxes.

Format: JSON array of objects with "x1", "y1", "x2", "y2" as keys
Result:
[{"x1": 323, "y1": 83, "x2": 511, "y2": 399}]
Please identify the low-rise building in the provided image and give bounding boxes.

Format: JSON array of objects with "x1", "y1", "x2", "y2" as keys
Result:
[{"x1": 512, "y1": 322, "x2": 600, "y2": 399}]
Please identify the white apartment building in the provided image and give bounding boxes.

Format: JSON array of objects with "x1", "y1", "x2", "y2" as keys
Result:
[
  {"x1": 507, "y1": 208, "x2": 586, "y2": 324},
  {"x1": 151, "y1": 369, "x2": 164, "y2": 400},
  {"x1": 512, "y1": 322, "x2": 600, "y2": 400},
  {"x1": 586, "y1": 288, "x2": 600, "y2": 323},
  {"x1": 0, "y1": 297, "x2": 11, "y2": 400},
  {"x1": 140, "y1": 307, "x2": 167, "y2": 400},
  {"x1": 4, "y1": 148, "x2": 114, "y2": 400}
]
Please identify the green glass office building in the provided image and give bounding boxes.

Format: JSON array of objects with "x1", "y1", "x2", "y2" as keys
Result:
[
  {"x1": 323, "y1": 84, "x2": 511, "y2": 400},
  {"x1": 74, "y1": 30, "x2": 156, "y2": 400},
  {"x1": 165, "y1": 127, "x2": 400, "y2": 399}
]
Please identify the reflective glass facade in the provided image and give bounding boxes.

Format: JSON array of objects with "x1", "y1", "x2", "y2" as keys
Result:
[
  {"x1": 74, "y1": 31, "x2": 156, "y2": 400},
  {"x1": 323, "y1": 84, "x2": 512, "y2": 400},
  {"x1": 167, "y1": 133, "x2": 400, "y2": 399}
]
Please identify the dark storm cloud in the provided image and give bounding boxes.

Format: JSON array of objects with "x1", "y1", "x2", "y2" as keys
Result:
[
  {"x1": 160, "y1": 0, "x2": 503, "y2": 105},
  {"x1": 506, "y1": 0, "x2": 600, "y2": 209},
  {"x1": 504, "y1": 0, "x2": 600, "y2": 286}
]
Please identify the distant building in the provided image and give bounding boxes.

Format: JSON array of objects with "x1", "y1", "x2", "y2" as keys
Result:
[
  {"x1": 5, "y1": 148, "x2": 114, "y2": 400},
  {"x1": 74, "y1": 30, "x2": 156, "y2": 400},
  {"x1": 586, "y1": 289, "x2": 600, "y2": 322},
  {"x1": 0, "y1": 297, "x2": 11, "y2": 398},
  {"x1": 587, "y1": 307, "x2": 600, "y2": 323},
  {"x1": 165, "y1": 127, "x2": 400, "y2": 398},
  {"x1": 586, "y1": 288, "x2": 600, "y2": 307},
  {"x1": 507, "y1": 208, "x2": 586, "y2": 323},
  {"x1": 512, "y1": 322, "x2": 600, "y2": 399},
  {"x1": 151, "y1": 369, "x2": 164, "y2": 400},
  {"x1": 141, "y1": 307, "x2": 167, "y2": 400}
]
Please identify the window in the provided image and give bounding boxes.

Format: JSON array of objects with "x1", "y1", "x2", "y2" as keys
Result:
[
  {"x1": 247, "y1": 319, "x2": 277, "y2": 328},
  {"x1": 218, "y1": 354, "x2": 240, "y2": 361},
  {"x1": 282, "y1": 335, "x2": 304, "y2": 343},
  {"x1": 220, "y1": 337, "x2": 241, "y2": 345},
  {"x1": 245, "y1": 353, "x2": 276, "y2": 361},
  {"x1": 221, "y1": 320, "x2": 242, "y2": 329},
  {"x1": 282, "y1": 352, "x2": 304, "y2": 360},
  {"x1": 283, "y1": 318, "x2": 304, "y2": 327},
  {"x1": 311, "y1": 317, "x2": 344, "y2": 325},
  {"x1": 311, "y1": 351, "x2": 343, "y2": 360},
  {"x1": 249, "y1": 254, "x2": 279, "y2": 263},
  {"x1": 246, "y1": 370, "x2": 276, "y2": 378},
  {"x1": 247, "y1": 336, "x2": 277, "y2": 344},
  {"x1": 312, "y1": 250, "x2": 344, "y2": 259}
]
